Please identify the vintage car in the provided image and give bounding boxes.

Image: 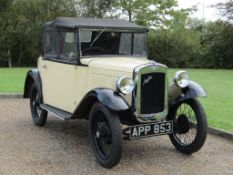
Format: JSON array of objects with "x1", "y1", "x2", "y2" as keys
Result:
[{"x1": 24, "y1": 17, "x2": 207, "y2": 168}]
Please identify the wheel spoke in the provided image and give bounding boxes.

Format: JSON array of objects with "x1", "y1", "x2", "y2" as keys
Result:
[
  {"x1": 92, "y1": 110, "x2": 113, "y2": 159},
  {"x1": 30, "y1": 88, "x2": 42, "y2": 118},
  {"x1": 173, "y1": 102, "x2": 198, "y2": 146}
]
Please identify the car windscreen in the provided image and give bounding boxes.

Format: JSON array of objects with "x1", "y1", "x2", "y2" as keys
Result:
[{"x1": 79, "y1": 29, "x2": 147, "y2": 57}]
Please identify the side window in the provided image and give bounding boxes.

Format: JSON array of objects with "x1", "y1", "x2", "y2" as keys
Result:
[
  {"x1": 44, "y1": 31, "x2": 60, "y2": 58},
  {"x1": 60, "y1": 32, "x2": 77, "y2": 61},
  {"x1": 119, "y1": 33, "x2": 132, "y2": 55},
  {"x1": 80, "y1": 30, "x2": 92, "y2": 43},
  {"x1": 133, "y1": 33, "x2": 146, "y2": 56}
]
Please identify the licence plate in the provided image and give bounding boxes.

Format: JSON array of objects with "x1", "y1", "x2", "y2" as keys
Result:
[{"x1": 129, "y1": 121, "x2": 173, "y2": 139}]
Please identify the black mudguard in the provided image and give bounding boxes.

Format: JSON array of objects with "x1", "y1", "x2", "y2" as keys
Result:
[
  {"x1": 23, "y1": 69, "x2": 42, "y2": 98},
  {"x1": 71, "y1": 88, "x2": 131, "y2": 119},
  {"x1": 168, "y1": 80, "x2": 207, "y2": 106}
]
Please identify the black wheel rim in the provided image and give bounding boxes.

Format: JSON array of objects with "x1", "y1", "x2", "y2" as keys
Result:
[
  {"x1": 31, "y1": 88, "x2": 42, "y2": 118},
  {"x1": 91, "y1": 110, "x2": 113, "y2": 160},
  {"x1": 173, "y1": 103, "x2": 198, "y2": 146}
]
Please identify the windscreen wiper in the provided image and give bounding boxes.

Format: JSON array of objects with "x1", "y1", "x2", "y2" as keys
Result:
[{"x1": 90, "y1": 28, "x2": 106, "y2": 47}]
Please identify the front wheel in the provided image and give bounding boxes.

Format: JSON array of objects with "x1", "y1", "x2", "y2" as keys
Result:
[
  {"x1": 89, "y1": 102, "x2": 122, "y2": 168},
  {"x1": 167, "y1": 98, "x2": 207, "y2": 154}
]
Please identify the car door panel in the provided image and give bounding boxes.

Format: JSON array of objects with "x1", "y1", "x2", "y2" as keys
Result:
[{"x1": 39, "y1": 57, "x2": 77, "y2": 113}]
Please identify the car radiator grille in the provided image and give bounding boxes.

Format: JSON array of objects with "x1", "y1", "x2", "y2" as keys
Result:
[{"x1": 140, "y1": 73, "x2": 165, "y2": 114}]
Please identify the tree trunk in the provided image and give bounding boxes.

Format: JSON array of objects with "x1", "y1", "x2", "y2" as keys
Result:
[
  {"x1": 128, "y1": 10, "x2": 132, "y2": 22},
  {"x1": 127, "y1": 1, "x2": 132, "y2": 22},
  {"x1": 8, "y1": 48, "x2": 12, "y2": 68},
  {"x1": 18, "y1": 45, "x2": 22, "y2": 66}
]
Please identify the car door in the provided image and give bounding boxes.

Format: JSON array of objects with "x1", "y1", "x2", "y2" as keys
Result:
[{"x1": 39, "y1": 30, "x2": 78, "y2": 113}]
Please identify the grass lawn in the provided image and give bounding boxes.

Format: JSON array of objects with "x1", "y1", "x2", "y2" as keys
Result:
[
  {"x1": 0, "y1": 68, "x2": 31, "y2": 93},
  {"x1": 0, "y1": 67, "x2": 232, "y2": 132}
]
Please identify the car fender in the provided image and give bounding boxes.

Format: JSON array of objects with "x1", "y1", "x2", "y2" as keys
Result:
[
  {"x1": 23, "y1": 69, "x2": 42, "y2": 98},
  {"x1": 168, "y1": 80, "x2": 207, "y2": 106},
  {"x1": 71, "y1": 88, "x2": 130, "y2": 119}
]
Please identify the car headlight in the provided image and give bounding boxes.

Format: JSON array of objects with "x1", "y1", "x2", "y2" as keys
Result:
[
  {"x1": 174, "y1": 71, "x2": 189, "y2": 88},
  {"x1": 116, "y1": 76, "x2": 135, "y2": 95}
]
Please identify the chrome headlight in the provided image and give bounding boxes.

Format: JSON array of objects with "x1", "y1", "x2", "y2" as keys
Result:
[
  {"x1": 174, "y1": 71, "x2": 189, "y2": 88},
  {"x1": 116, "y1": 76, "x2": 135, "y2": 95}
]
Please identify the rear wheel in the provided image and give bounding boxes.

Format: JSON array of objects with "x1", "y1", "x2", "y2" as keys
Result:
[
  {"x1": 89, "y1": 102, "x2": 122, "y2": 168},
  {"x1": 168, "y1": 98, "x2": 207, "y2": 154},
  {"x1": 30, "y1": 83, "x2": 47, "y2": 126}
]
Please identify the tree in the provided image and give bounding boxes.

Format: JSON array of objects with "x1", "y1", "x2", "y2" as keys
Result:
[
  {"x1": 0, "y1": 0, "x2": 14, "y2": 67},
  {"x1": 216, "y1": 0, "x2": 233, "y2": 22},
  {"x1": 148, "y1": 26, "x2": 202, "y2": 68},
  {"x1": 75, "y1": 0, "x2": 113, "y2": 18},
  {"x1": 113, "y1": 0, "x2": 188, "y2": 29},
  {"x1": 0, "y1": 0, "x2": 78, "y2": 67},
  {"x1": 200, "y1": 21, "x2": 233, "y2": 68},
  {"x1": 1, "y1": 0, "x2": 232, "y2": 69}
]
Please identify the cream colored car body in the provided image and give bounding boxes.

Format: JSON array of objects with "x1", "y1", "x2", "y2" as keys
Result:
[{"x1": 38, "y1": 56, "x2": 151, "y2": 113}]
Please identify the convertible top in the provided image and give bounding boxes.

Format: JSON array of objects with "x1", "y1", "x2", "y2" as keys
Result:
[{"x1": 44, "y1": 17, "x2": 148, "y2": 32}]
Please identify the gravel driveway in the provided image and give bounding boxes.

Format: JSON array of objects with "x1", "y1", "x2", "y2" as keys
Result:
[{"x1": 0, "y1": 99, "x2": 232, "y2": 175}]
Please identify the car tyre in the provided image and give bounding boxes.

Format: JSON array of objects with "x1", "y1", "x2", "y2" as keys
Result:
[
  {"x1": 89, "y1": 102, "x2": 122, "y2": 168},
  {"x1": 168, "y1": 98, "x2": 207, "y2": 154},
  {"x1": 30, "y1": 83, "x2": 47, "y2": 126}
]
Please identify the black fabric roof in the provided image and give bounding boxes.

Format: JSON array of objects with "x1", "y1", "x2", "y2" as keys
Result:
[{"x1": 44, "y1": 17, "x2": 148, "y2": 31}]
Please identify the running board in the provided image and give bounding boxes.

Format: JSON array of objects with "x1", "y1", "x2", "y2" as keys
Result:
[{"x1": 40, "y1": 104, "x2": 72, "y2": 120}]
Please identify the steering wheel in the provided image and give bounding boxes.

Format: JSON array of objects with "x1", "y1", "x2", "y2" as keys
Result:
[{"x1": 82, "y1": 47, "x2": 105, "y2": 55}]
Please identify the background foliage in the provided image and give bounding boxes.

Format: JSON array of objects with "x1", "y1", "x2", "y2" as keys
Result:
[{"x1": 0, "y1": 0, "x2": 232, "y2": 68}]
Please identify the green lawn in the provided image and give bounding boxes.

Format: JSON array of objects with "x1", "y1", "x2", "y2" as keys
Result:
[
  {"x1": 0, "y1": 68, "x2": 31, "y2": 93},
  {"x1": 0, "y1": 68, "x2": 232, "y2": 132}
]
